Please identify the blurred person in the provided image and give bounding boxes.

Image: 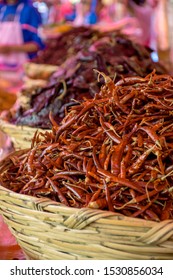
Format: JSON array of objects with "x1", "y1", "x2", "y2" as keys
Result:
[
  {"x1": 74, "y1": 0, "x2": 125, "y2": 26},
  {"x1": 0, "y1": 0, "x2": 44, "y2": 70},
  {"x1": 73, "y1": 0, "x2": 98, "y2": 26},
  {"x1": 96, "y1": 0, "x2": 160, "y2": 51},
  {"x1": 155, "y1": 0, "x2": 169, "y2": 51},
  {"x1": 90, "y1": 0, "x2": 141, "y2": 41},
  {"x1": 84, "y1": 0, "x2": 98, "y2": 24},
  {"x1": 153, "y1": 0, "x2": 170, "y2": 67},
  {"x1": 47, "y1": 0, "x2": 74, "y2": 24},
  {"x1": 128, "y1": 0, "x2": 159, "y2": 50},
  {"x1": 98, "y1": 0, "x2": 127, "y2": 23},
  {"x1": 33, "y1": 0, "x2": 49, "y2": 24}
]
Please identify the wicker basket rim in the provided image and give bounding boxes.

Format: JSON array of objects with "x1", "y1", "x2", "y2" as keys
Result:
[
  {"x1": 0, "y1": 119, "x2": 51, "y2": 132},
  {"x1": 0, "y1": 180, "x2": 166, "y2": 229}
]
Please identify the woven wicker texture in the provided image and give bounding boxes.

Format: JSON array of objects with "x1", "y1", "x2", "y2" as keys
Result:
[
  {"x1": 24, "y1": 63, "x2": 58, "y2": 80},
  {"x1": 0, "y1": 185, "x2": 173, "y2": 260},
  {"x1": 0, "y1": 120, "x2": 51, "y2": 150}
]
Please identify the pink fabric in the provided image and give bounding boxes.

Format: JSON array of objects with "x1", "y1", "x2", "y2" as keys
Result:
[
  {"x1": 98, "y1": 5, "x2": 117, "y2": 23},
  {"x1": 0, "y1": 21, "x2": 27, "y2": 66},
  {"x1": 129, "y1": 1, "x2": 157, "y2": 49},
  {"x1": 0, "y1": 4, "x2": 27, "y2": 67},
  {"x1": 21, "y1": 23, "x2": 37, "y2": 34},
  {"x1": 0, "y1": 216, "x2": 25, "y2": 260},
  {"x1": 0, "y1": 216, "x2": 16, "y2": 246},
  {"x1": 48, "y1": 3, "x2": 73, "y2": 24}
]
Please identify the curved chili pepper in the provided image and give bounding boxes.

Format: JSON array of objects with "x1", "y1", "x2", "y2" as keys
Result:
[
  {"x1": 97, "y1": 167, "x2": 145, "y2": 193},
  {"x1": 99, "y1": 117, "x2": 121, "y2": 144},
  {"x1": 115, "y1": 76, "x2": 146, "y2": 86},
  {"x1": 47, "y1": 177, "x2": 69, "y2": 206},
  {"x1": 98, "y1": 142, "x2": 107, "y2": 168},
  {"x1": 27, "y1": 146, "x2": 38, "y2": 173},
  {"x1": 88, "y1": 197, "x2": 108, "y2": 210},
  {"x1": 138, "y1": 126, "x2": 162, "y2": 149},
  {"x1": 128, "y1": 145, "x2": 156, "y2": 175}
]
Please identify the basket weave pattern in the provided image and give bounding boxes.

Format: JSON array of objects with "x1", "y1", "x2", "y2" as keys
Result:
[
  {"x1": 0, "y1": 120, "x2": 50, "y2": 150},
  {"x1": 0, "y1": 184, "x2": 173, "y2": 260}
]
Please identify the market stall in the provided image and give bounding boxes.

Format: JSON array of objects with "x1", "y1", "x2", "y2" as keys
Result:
[{"x1": 0, "y1": 0, "x2": 173, "y2": 262}]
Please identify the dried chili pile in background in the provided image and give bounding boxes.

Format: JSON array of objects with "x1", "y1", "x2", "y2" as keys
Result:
[{"x1": 9, "y1": 27, "x2": 167, "y2": 128}]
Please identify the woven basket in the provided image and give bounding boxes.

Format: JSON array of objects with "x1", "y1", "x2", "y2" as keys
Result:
[
  {"x1": 0, "y1": 151, "x2": 173, "y2": 260},
  {"x1": 24, "y1": 63, "x2": 58, "y2": 80},
  {"x1": 0, "y1": 120, "x2": 51, "y2": 150}
]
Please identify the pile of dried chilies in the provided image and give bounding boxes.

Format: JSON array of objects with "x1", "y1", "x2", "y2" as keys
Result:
[
  {"x1": 8, "y1": 27, "x2": 167, "y2": 128},
  {"x1": 32, "y1": 26, "x2": 149, "y2": 67},
  {"x1": 1, "y1": 71, "x2": 173, "y2": 221}
]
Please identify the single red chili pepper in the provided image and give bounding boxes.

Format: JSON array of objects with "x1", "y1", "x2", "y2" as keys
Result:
[
  {"x1": 138, "y1": 126, "x2": 162, "y2": 148},
  {"x1": 99, "y1": 142, "x2": 107, "y2": 168},
  {"x1": 127, "y1": 184, "x2": 165, "y2": 206},
  {"x1": 55, "y1": 115, "x2": 76, "y2": 141},
  {"x1": 104, "y1": 180, "x2": 114, "y2": 212},
  {"x1": 155, "y1": 150, "x2": 165, "y2": 175},
  {"x1": 88, "y1": 171, "x2": 103, "y2": 183},
  {"x1": 123, "y1": 144, "x2": 133, "y2": 167},
  {"x1": 49, "y1": 111, "x2": 59, "y2": 131},
  {"x1": 47, "y1": 177, "x2": 69, "y2": 206},
  {"x1": 160, "y1": 201, "x2": 173, "y2": 220},
  {"x1": 120, "y1": 88, "x2": 137, "y2": 104},
  {"x1": 92, "y1": 147, "x2": 101, "y2": 169},
  {"x1": 39, "y1": 143, "x2": 60, "y2": 157},
  {"x1": 145, "y1": 209, "x2": 160, "y2": 221},
  {"x1": 111, "y1": 125, "x2": 137, "y2": 176},
  {"x1": 63, "y1": 153, "x2": 83, "y2": 161},
  {"x1": 87, "y1": 188, "x2": 101, "y2": 204},
  {"x1": 120, "y1": 157, "x2": 126, "y2": 178},
  {"x1": 97, "y1": 167, "x2": 145, "y2": 193},
  {"x1": 103, "y1": 147, "x2": 112, "y2": 170},
  {"x1": 137, "y1": 132, "x2": 144, "y2": 148},
  {"x1": 27, "y1": 146, "x2": 38, "y2": 174},
  {"x1": 62, "y1": 182, "x2": 85, "y2": 200},
  {"x1": 85, "y1": 158, "x2": 94, "y2": 183},
  {"x1": 134, "y1": 170, "x2": 149, "y2": 181},
  {"x1": 115, "y1": 76, "x2": 146, "y2": 86},
  {"x1": 100, "y1": 116, "x2": 121, "y2": 144},
  {"x1": 54, "y1": 170, "x2": 85, "y2": 176},
  {"x1": 19, "y1": 177, "x2": 36, "y2": 194},
  {"x1": 72, "y1": 124, "x2": 88, "y2": 136},
  {"x1": 94, "y1": 69, "x2": 116, "y2": 92},
  {"x1": 128, "y1": 145, "x2": 155, "y2": 175},
  {"x1": 31, "y1": 130, "x2": 39, "y2": 148},
  {"x1": 50, "y1": 174, "x2": 76, "y2": 184},
  {"x1": 131, "y1": 195, "x2": 158, "y2": 218},
  {"x1": 76, "y1": 129, "x2": 97, "y2": 140},
  {"x1": 88, "y1": 197, "x2": 107, "y2": 210}
]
